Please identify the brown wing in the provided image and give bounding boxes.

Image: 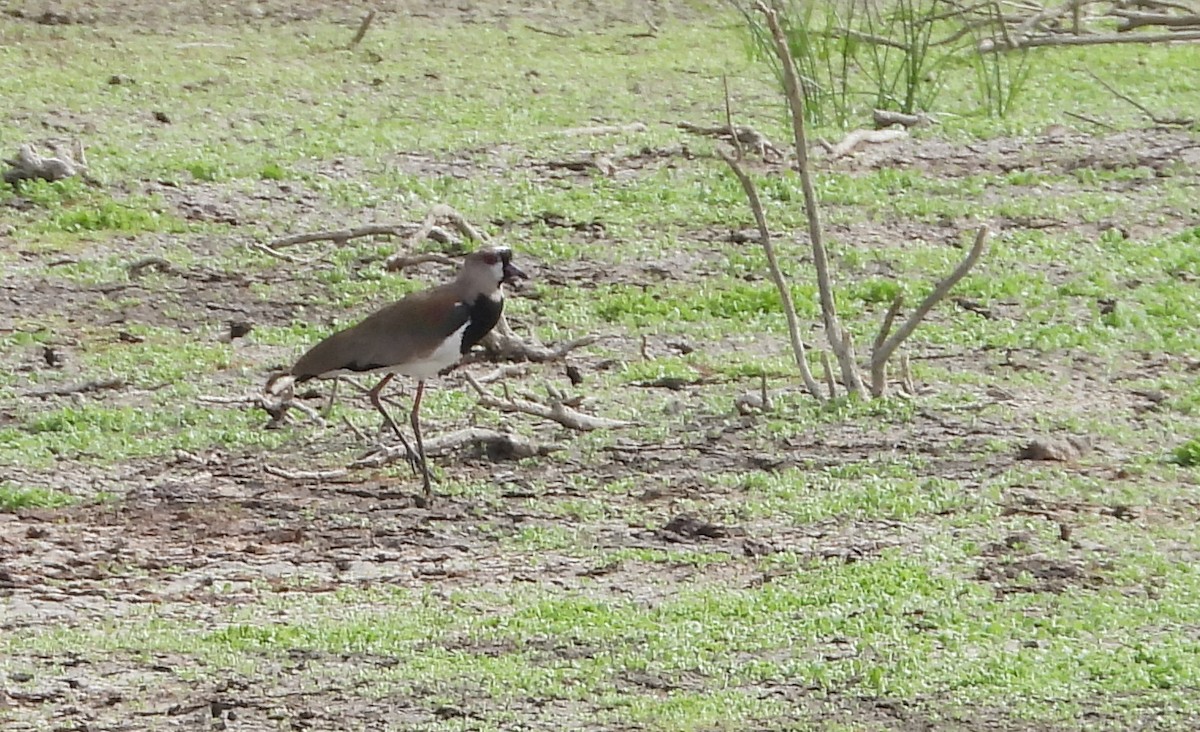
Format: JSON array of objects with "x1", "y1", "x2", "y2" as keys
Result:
[{"x1": 291, "y1": 283, "x2": 469, "y2": 380}]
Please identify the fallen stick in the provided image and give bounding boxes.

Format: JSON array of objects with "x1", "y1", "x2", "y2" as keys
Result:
[
  {"x1": 127, "y1": 256, "x2": 177, "y2": 277},
  {"x1": 465, "y1": 373, "x2": 628, "y2": 431},
  {"x1": 478, "y1": 316, "x2": 599, "y2": 363},
  {"x1": 28, "y1": 378, "x2": 125, "y2": 399},
  {"x1": 873, "y1": 109, "x2": 934, "y2": 129},
  {"x1": 264, "y1": 464, "x2": 349, "y2": 482},
  {"x1": 3, "y1": 143, "x2": 85, "y2": 185},
  {"x1": 552, "y1": 122, "x2": 648, "y2": 136},
  {"x1": 266, "y1": 224, "x2": 417, "y2": 251},
  {"x1": 384, "y1": 252, "x2": 457, "y2": 270},
  {"x1": 980, "y1": 29, "x2": 1200, "y2": 51},
  {"x1": 677, "y1": 121, "x2": 782, "y2": 159},
  {"x1": 823, "y1": 128, "x2": 909, "y2": 158}
]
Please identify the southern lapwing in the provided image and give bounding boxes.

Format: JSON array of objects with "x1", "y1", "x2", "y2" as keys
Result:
[{"x1": 282, "y1": 246, "x2": 527, "y2": 498}]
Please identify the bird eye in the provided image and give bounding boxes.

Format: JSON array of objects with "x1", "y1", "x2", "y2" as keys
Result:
[{"x1": 481, "y1": 252, "x2": 499, "y2": 266}]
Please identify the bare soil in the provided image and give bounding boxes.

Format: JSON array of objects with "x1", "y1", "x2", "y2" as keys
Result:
[{"x1": 3, "y1": 3, "x2": 1200, "y2": 731}]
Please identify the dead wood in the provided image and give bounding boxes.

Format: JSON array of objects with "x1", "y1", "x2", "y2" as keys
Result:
[
  {"x1": 524, "y1": 23, "x2": 573, "y2": 38},
  {"x1": 384, "y1": 252, "x2": 458, "y2": 270},
  {"x1": 873, "y1": 109, "x2": 934, "y2": 129},
  {"x1": 473, "y1": 363, "x2": 532, "y2": 384},
  {"x1": 1083, "y1": 70, "x2": 1195, "y2": 127},
  {"x1": 552, "y1": 122, "x2": 648, "y2": 136},
  {"x1": 127, "y1": 256, "x2": 177, "y2": 277},
  {"x1": 28, "y1": 378, "x2": 125, "y2": 399},
  {"x1": 478, "y1": 315, "x2": 598, "y2": 363},
  {"x1": 822, "y1": 128, "x2": 909, "y2": 158},
  {"x1": 677, "y1": 122, "x2": 783, "y2": 160},
  {"x1": 465, "y1": 373, "x2": 628, "y2": 431},
  {"x1": 756, "y1": 1, "x2": 866, "y2": 398},
  {"x1": 203, "y1": 390, "x2": 324, "y2": 429},
  {"x1": 718, "y1": 149, "x2": 823, "y2": 402},
  {"x1": 1112, "y1": 9, "x2": 1200, "y2": 31},
  {"x1": 266, "y1": 224, "x2": 418, "y2": 251},
  {"x1": 980, "y1": 29, "x2": 1200, "y2": 50},
  {"x1": 3, "y1": 143, "x2": 86, "y2": 185},
  {"x1": 383, "y1": 204, "x2": 487, "y2": 270},
  {"x1": 869, "y1": 226, "x2": 990, "y2": 397},
  {"x1": 347, "y1": 9, "x2": 376, "y2": 48},
  {"x1": 263, "y1": 463, "x2": 349, "y2": 482}
]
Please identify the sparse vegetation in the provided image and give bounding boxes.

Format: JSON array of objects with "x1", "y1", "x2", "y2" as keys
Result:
[{"x1": 1, "y1": 1, "x2": 1200, "y2": 730}]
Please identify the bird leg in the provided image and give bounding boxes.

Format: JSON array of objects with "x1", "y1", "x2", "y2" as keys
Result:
[
  {"x1": 368, "y1": 374, "x2": 420, "y2": 474},
  {"x1": 321, "y1": 377, "x2": 340, "y2": 417},
  {"x1": 410, "y1": 379, "x2": 432, "y2": 498}
]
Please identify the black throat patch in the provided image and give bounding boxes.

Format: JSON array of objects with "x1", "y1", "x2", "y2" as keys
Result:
[{"x1": 460, "y1": 293, "x2": 504, "y2": 354}]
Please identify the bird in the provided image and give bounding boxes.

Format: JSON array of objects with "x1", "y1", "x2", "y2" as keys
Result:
[{"x1": 278, "y1": 246, "x2": 527, "y2": 499}]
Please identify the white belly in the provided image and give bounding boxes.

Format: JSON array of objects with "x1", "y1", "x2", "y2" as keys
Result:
[{"x1": 398, "y1": 321, "x2": 469, "y2": 379}]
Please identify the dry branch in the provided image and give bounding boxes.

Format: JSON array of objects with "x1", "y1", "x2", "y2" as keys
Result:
[
  {"x1": 202, "y1": 391, "x2": 325, "y2": 428},
  {"x1": 267, "y1": 224, "x2": 417, "y2": 251},
  {"x1": 823, "y1": 128, "x2": 909, "y2": 158},
  {"x1": 980, "y1": 29, "x2": 1200, "y2": 50},
  {"x1": 677, "y1": 121, "x2": 782, "y2": 159},
  {"x1": 347, "y1": 9, "x2": 376, "y2": 48},
  {"x1": 3, "y1": 143, "x2": 85, "y2": 185},
  {"x1": 465, "y1": 373, "x2": 628, "y2": 431},
  {"x1": 264, "y1": 464, "x2": 349, "y2": 481},
  {"x1": 127, "y1": 256, "x2": 177, "y2": 277},
  {"x1": 28, "y1": 378, "x2": 125, "y2": 399},
  {"x1": 718, "y1": 149, "x2": 823, "y2": 401},
  {"x1": 384, "y1": 252, "x2": 458, "y2": 270},
  {"x1": 869, "y1": 226, "x2": 990, "y2": 397},
  {"x1": 873, "y1": 109, "x2": 934, "y2": 129},
  {"x1": 552, "y1": 122, "x2": 648, "y2": 136},
  {"x1": 1112, "y1": 9, "x2": 1200, "y2": 31},
  {"x1": 1083, "y1": 69, "x2": 1195, "y2": 127},
  {"x1": 383, "y1": 204, "x2": 487, "y2": 270},
  {"x1": 478, "y1": 315, "x2": 599, "y2": 363},
  {"x1": 756, "y1": 0, "x2": 865, "y2": 398}
]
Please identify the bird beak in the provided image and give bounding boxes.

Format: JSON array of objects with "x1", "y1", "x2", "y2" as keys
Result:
[{"x1": 502, "y1": 261, "x2": 528, "y2": 284}]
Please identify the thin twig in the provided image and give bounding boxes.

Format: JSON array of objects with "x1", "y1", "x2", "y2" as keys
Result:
[
  {"x1": 264, "y1": 464, "x2": 349, "y2": 481},
  {"x1": 465, "y1": 373, "x2": 629, "y2": 431},
  {"x1": 384, "y1": 252, "x2": 457, "y2": 271},
  {"x1": 267, "y1": 224, "x2": 416, "y2": 250},
  {"x1": 718, "y1": 149, "x2": 823, "y2": 402},
  {"x1": 820, "y1": 351, "x2": 836, "y2": 399},
  {"x1": 1064, "y1": 110, "x2": 1116, "y2": 130},
  {"x1": 755, "y1": 1, "x2": 865, "y2": 398},
  {"x1": 870, "y1": 226, "x2": 990, "y2": 397},
  {"x1": 1083, "y1": 69, "x2": 1195, "y2": 126},
  {"x1": 127, "y1": 256, "x2": 176, "y2": 277},
  {"x1": 348, "y1": 10, "x2": 376, "y2": 48},
  {"x1": 980, "y1": 29, "x2": 1200, "y2": 51},
  {"x1": 28, "y1": 378, "x2": 125, "y2": 399}
]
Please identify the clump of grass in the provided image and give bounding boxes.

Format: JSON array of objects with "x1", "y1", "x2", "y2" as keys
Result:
[
  {"x1": 259, "y1": 162, "x2": 288, "y2": 180},
  {"x1": 1170, "y1": 439, "x2": 1200, "y2": 467},
  {"x1": 50, "y1": 199, "x2": 182, "y2": 233},
  {"x1": 0, "y1": 484, "x2": 77, "y2": 512}
]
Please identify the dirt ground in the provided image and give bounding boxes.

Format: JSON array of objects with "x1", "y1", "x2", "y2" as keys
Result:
[{"x1": 3, "y1": 2, "x2": 1200, "y2": 731}]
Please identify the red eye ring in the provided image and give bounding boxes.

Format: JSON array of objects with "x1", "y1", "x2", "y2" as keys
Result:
[{"x1": 481, "y1": 252, "x2": 499, "y2": 266}]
